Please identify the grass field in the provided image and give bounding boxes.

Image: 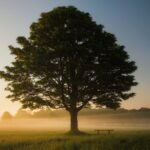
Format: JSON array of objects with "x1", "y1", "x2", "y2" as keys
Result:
[{"x1": 0, "y1": 130, "x2": 149, "y2": 150}]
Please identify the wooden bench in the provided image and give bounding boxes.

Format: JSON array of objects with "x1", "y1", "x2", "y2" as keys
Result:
[{"x1": 95, "y1": 129, "x2": 114, "y2": 135}]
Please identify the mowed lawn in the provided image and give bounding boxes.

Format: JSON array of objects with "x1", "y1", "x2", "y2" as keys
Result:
[{"x1": 0, "y1": 130, "x2": 150, "y2": 150}]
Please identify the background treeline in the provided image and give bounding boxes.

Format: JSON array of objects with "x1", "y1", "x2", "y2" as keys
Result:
[{"x1": 1, "y1": 107, "x2": 150, "y2": 120}]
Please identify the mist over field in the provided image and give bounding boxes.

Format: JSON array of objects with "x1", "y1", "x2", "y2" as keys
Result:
[{"x1": 0, "y1": 108, "x2": 150, "y2": 131}]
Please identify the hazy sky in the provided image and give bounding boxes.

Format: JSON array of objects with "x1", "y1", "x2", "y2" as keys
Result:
[{"x1": 0, "y1": 0, "x2": 150, "y2": 115}]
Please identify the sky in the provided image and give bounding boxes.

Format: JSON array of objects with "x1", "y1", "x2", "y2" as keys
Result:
[{"x1": 0, "y1": 0, "x2": 150, "y2": 115}]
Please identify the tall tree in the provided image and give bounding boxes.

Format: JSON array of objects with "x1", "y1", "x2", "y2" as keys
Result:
[{"x1": 0, "y1": 6, "x2": 137, "y2": 134}]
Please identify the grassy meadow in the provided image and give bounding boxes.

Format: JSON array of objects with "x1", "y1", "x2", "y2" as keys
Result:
[
  {"x1": 0, "y1": 130, "x2": 149, "y2": 150},
  {"x1": 0, "y1": 109, "x2": 150, "y2": 149}
]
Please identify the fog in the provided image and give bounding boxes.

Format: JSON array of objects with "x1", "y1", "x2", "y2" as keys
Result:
[{"x1": 0, "y1": 113, "x2": 150, "y2": 131}]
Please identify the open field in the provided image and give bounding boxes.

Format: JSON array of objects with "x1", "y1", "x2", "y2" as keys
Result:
[
  {"x1": 0, "y1": 130, "x2": 149, "y2": 150},
  {"x1": 0, "y1": 109, "x2": 150, "y2": 149}
]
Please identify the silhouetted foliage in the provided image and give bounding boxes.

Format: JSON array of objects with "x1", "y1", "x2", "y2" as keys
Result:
[
  {"x1": 1, "y1": 111, "x2": 13, "y2": 120},
  {"x1": 0, "y1": 6, "x2": 137, "y2": 134},
  {"x1": 14, "y1": 109, "x2": 32, "y2": 118},
  {"x1": 139, "y1": 107, "x2": 150, "y2": 111}
]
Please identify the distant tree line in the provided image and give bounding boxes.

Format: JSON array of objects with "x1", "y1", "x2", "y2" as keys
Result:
[{"x1": 1, "y1": 107, "x2": 150, "y2": 120}]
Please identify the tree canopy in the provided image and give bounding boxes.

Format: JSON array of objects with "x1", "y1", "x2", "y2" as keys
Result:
[
  {"x1": 0, "y1": 6, "x2": 137, "y2": 134},
  {"x1": 1, "y1": 111, "x2": 13, "y2": 120}
]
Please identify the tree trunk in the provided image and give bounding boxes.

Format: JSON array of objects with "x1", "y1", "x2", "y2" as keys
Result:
[{"x1": 70, "y1": 111, "x2": 79, "y2": 134}]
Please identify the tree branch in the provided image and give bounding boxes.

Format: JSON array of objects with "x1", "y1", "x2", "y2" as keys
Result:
[{"x1": 77, "y1": 96, "x2": 93, "y2": 111}]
